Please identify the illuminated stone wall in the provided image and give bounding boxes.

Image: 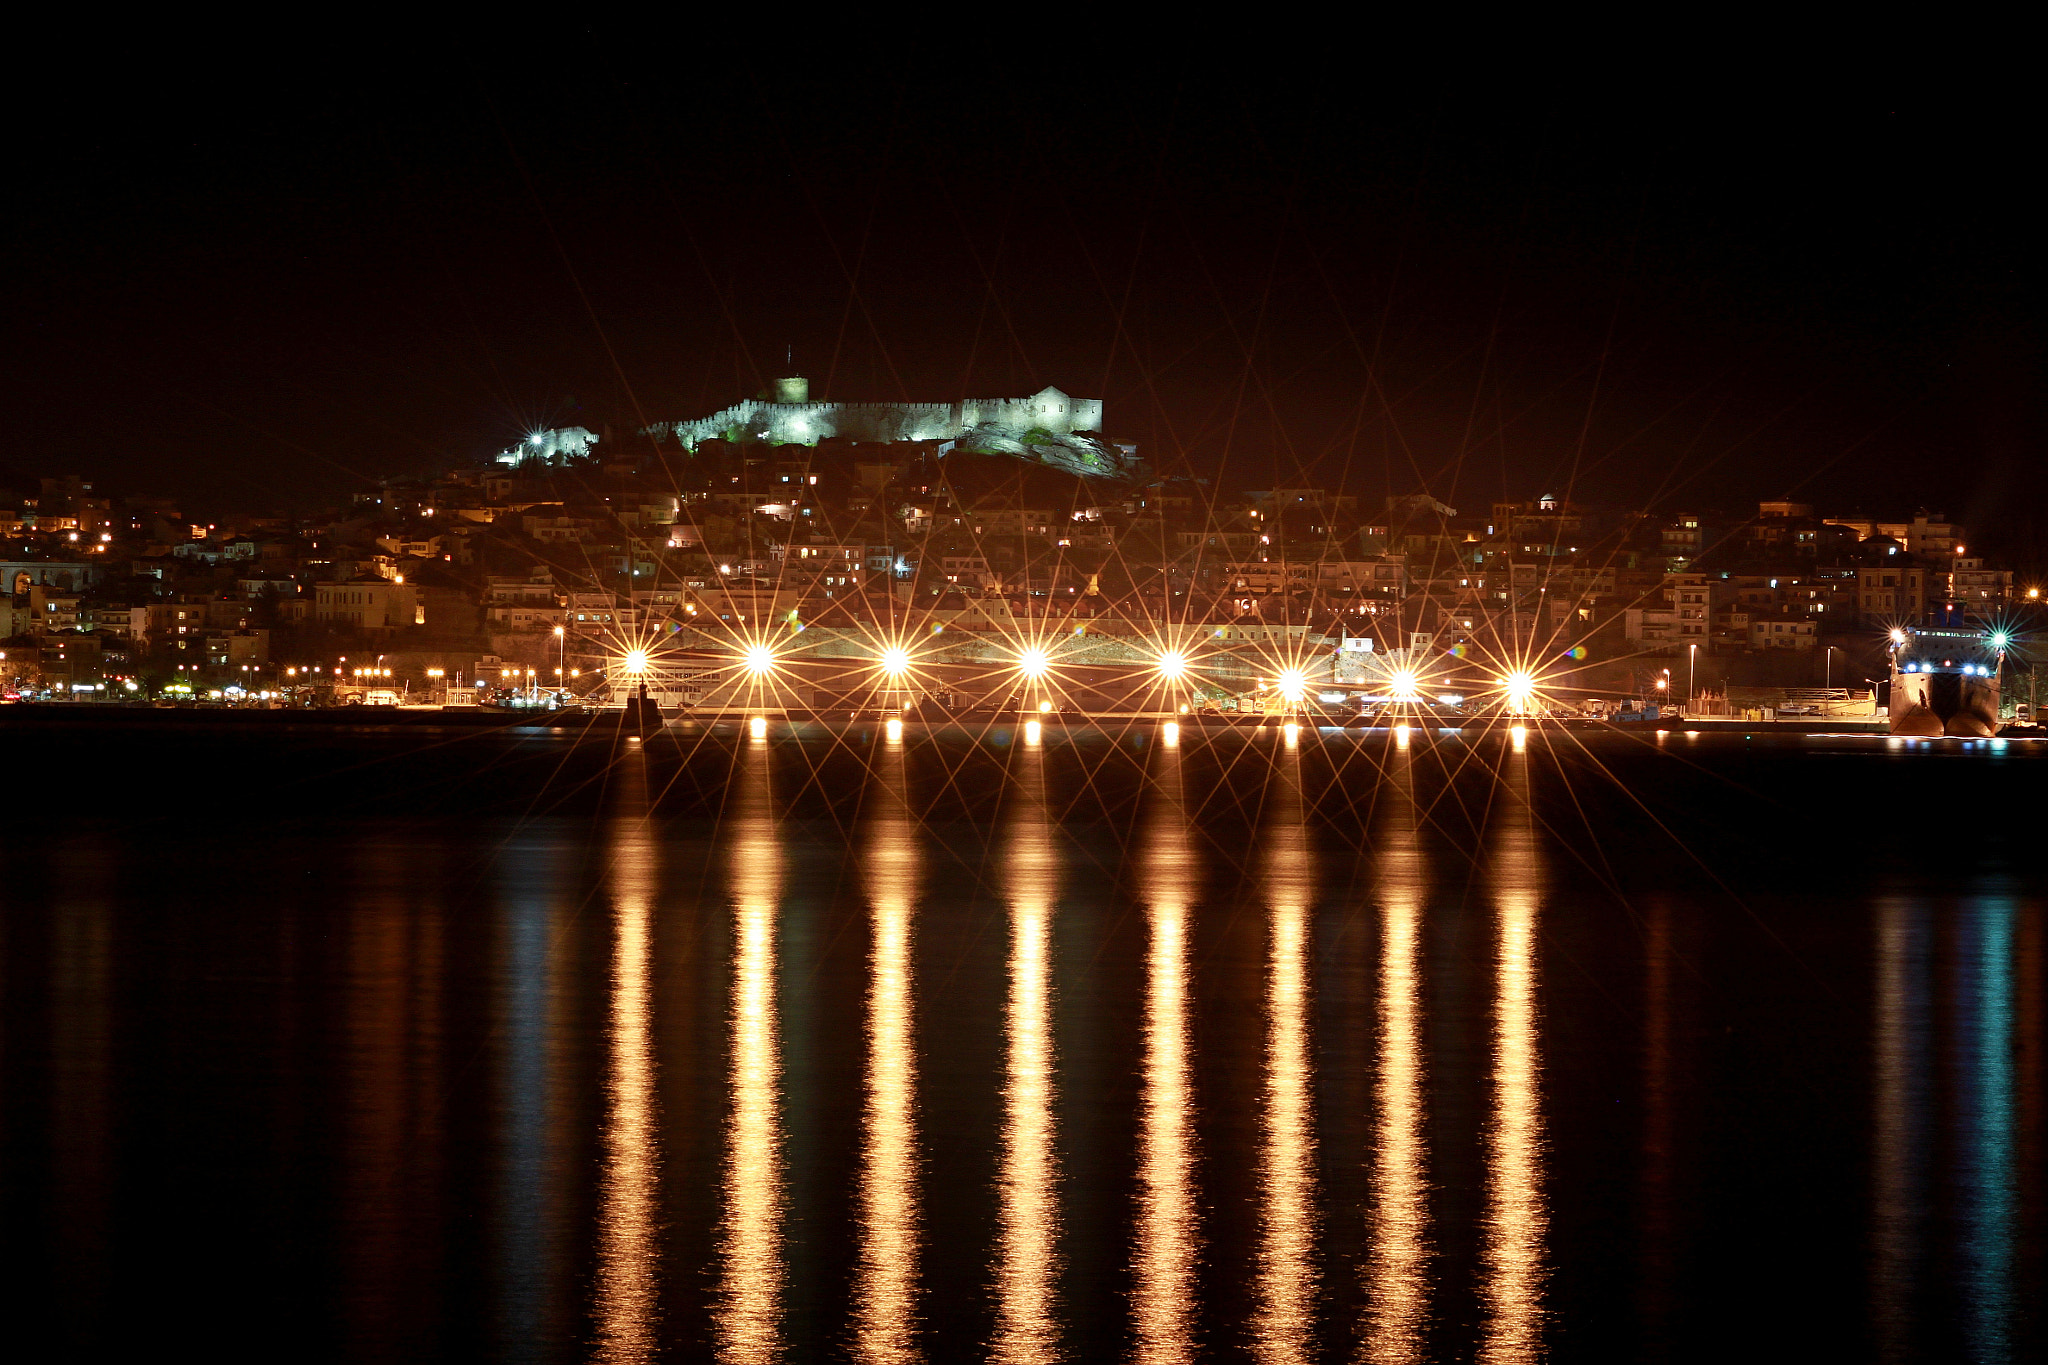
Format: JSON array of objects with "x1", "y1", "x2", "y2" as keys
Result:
[
  {"x1": 651, "y1": 385, "x2": 1103, "y2": 451},
  {"x1": 494, "y1": 426, "x2": 600, "y2": 467}
]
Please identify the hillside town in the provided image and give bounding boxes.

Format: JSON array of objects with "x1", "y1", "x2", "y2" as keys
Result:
[{"x1": 1, "y1": 387, "x2": 2029, "y2": 710}]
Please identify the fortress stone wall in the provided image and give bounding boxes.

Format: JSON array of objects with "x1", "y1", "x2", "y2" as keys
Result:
[{"x1": 650, "y1": 384, "x2": 1103, "y2": 451}]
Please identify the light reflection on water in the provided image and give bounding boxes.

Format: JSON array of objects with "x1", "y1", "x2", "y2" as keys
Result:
[
  {"x1": 853, "y1": 744, "x2": 924, "y2": 1364},
  {"x1": 1251, "y1": 746, "x2": 1318, "y2": 1362},
  {"x1": 1363, "y1": 740, "x2": 1430, "y2": 1364},
  {"x1": 1133, "y1": 738, "x2": 1199, "y2": 1364},
  {"x1": 1479, "y1": 745, "x2": 1548, "y2": 1365},
  {"x1": 50, "y1": 857, "x2": 111, "y2": 1349},
  {"x1": 1958, "y1": 897, "x2": 2016, "y2": 1364},
  {"x1": 498, "y1": 840, "x2": 567, "y2": 1361},
  {"x1": 343, "y1": 842, "x2": 439, "y2": 1360},
  {"x1": 1870, "y1": 890, "x2": 2025, "y2": 1365},
  {"x1": 1638, "y1": 896, "x2": 1676, "y2": 1360},
  {"x1": 14, "y1": 732, "x2": 2045, "y2": 1359},
  {"x1": 592, "y1": 754, "x2": 662, "y2": 1363},
  {"x1": 1871, "y1": 897, "x2": 1930, "y2": 1364},
  {"x1": 993, "y1": 742, "x2": 1063, "y2": 1364},
  {"x1": 716, "y1": 746, "x2": 786, "y2": 1363}
]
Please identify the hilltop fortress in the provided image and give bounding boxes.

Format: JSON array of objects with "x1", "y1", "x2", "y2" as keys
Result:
[
  {"x1": 497, "y1": 379, "x2": 1144, "y2": 482},
  {"x1": 646, "y1": 378, "x2": 1105, "y2": 451}
]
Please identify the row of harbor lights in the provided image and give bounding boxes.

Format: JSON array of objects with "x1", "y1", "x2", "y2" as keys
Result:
[{"x1": 622, "y1": 640, "x2": 1548, "y2": 717}]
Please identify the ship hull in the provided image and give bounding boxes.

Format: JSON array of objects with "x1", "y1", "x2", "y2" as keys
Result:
[{"x1": 1889, "y1": 669, "x2": 1999, "y2": 737}]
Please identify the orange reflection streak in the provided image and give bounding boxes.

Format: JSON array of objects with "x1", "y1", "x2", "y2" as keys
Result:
[
  {"x1": 1251, "y1": 749, "x2": 1317, "y2": 1362},
  {"x1": 1364, "y1": 741, "x2": 1430, "y2": 1363},
  {"x1": 1133, "y1": 738, "x2": 1199, "y2": 1364},
  {"x1": 1479, "y1": 747, "x2": 1548, "y2": 1365},
  {"x1": 853, "y1": 745, "x2": 924, "y2": 1363},
  {"x1": 717, "y1": 746, "x2": 786, "y2": 1363},
  {"x1": 993, "y1": 744, "x2": 1062, "y2": 1364},
  {"x1": 593, "y1": 755, "x2": 662, "y2": 1363}
]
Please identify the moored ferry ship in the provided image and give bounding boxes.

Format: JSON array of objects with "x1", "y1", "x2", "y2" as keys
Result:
[{"x1": 1887, "y1": 616, "x2": 2005, "y2": 737}]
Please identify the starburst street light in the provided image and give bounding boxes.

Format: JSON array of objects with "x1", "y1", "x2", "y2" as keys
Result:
[
  {"x1": 1017, "y1": 646, "x2": 1051, "y2": 680},
  {"x1": 743, "y1": 643, "x2": 776, "y2": 678},
  {"x1": 1503, "y1": 670, "x2": 1538, "y2": 715},
  {"x1": 1388, "y1": 667, "x2": 1421, "y2": 703},
  {"x1": 1276, "y1": 668, "x2": 1307, "y2": 704},
  {"x1": 623, "y1": 649, "x2": 649, "y2": 675},
  {"x1": 1156, "y1": 650, "x2": 1189, "y2": 683},
  {"x1": 879, "y1": 645, "x2": 912, "y2": 679}
]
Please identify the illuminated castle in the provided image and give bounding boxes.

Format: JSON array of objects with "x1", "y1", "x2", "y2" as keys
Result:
[
  {"x1": 647, "y1": 378, "x2": 1105, "y2": 451},
  {"x1": 498, "y1": 379, "x2": 1139, "y2": 482}
]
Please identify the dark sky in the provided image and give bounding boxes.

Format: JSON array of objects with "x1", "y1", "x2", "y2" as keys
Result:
[{"x1": 8, "y1": 33, "x2": 2038, "y2": 554}]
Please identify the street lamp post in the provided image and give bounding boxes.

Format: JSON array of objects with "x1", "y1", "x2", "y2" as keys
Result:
[{"x1": 1688, "y1": 642, "x2": 1698, "y2": 709}]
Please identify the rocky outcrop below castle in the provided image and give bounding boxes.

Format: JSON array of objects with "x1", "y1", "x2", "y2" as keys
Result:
[{"x1": 940, "y1": 423, "x2": 1147, "y2": 484}]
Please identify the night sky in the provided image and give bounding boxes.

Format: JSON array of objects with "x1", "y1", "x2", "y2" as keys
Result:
[{"x1": 8, "y1": 36, "x2": 2037, "y2": 555}]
